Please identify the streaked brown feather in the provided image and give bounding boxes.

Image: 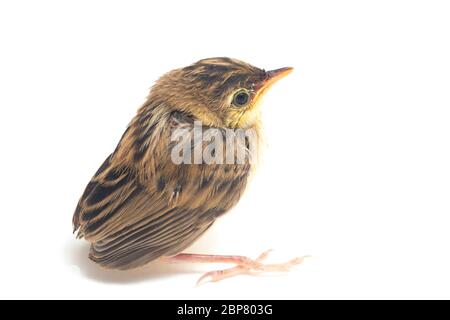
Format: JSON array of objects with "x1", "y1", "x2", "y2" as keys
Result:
[
  {"x1": 73, "y1": 107, "x2": 252, "y2": 270},
  {"x1": 73, "y1": 58, "x2": 263, "y2": 270}
]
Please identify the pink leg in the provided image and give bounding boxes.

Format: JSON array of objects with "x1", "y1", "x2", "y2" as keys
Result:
[{"x1": 161, "y1": 250, "x2": 308, "y2": 285}]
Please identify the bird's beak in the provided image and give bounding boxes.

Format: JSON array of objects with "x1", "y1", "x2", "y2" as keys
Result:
[{"x1": 255, "y1": 67, "x2": 294, "y2": 92}]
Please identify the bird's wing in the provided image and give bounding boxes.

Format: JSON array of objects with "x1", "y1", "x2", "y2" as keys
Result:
[
  {"x1": 73, "y1": 113, "x2": 229, "y2": 270},
  {"x1": 72, "y1": 152, "x2": 222, "y2": 270},
  {"x1": 73, "y1": 109, "x2": 251, "y2": 270},
  {"x1": 73, "y1": 154, "x2": 145, "y2": 242}
]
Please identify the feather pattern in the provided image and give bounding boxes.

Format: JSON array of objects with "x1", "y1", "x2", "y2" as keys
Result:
[
  {"x1": 72, "y1": 58, "x2": 270, "y2": 270},
  {"x1": 73, "y1": 105, "x2": 253, "y2": 270}
]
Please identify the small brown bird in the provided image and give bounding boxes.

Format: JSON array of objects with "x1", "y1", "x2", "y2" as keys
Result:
[{"x1": 73, "y1": 57, "x2": 303, "y2": 284}]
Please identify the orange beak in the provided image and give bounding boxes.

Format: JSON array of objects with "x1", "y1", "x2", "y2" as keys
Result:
[{"x1": 255, "y1": 67, "x2": 294, "y2": 93}]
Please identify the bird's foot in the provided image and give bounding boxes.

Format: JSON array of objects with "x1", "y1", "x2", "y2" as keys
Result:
[
  {"x1": 196, "y1": 250, "x2": 307, "y2": 285},
  {"x1": 162, "y1": 249, "x2": 308, "y2": 285}
]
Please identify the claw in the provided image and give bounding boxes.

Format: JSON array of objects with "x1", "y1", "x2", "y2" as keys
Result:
[
  {"x1": 197, "y1": 266, "x2": 246, "y2": 286},
  {"x1": 195, "y1": 250, "x2": 309, "y2": 285},
  {"x1": 256, "y1": 249, "x2": 274, "y2": 262},
  {"x1": 196, "y1": 272, "x2": 213, "y2": 286}
]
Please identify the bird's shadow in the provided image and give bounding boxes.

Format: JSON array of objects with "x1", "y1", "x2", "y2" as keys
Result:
[{"x1": 64, "y1": 227, "x2": 221, "y2": 284}]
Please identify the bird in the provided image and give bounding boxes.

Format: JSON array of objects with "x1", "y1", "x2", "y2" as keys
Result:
[{"x1": 73, "y1": 57, "x2": 304, "y2": 284}]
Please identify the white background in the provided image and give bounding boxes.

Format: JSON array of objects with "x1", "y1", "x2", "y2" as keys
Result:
[{"x1": 1, "y1": 0, "x2": 450, "y2": 299}]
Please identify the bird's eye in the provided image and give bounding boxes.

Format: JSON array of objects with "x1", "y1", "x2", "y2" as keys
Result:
[{"x1": 232, "y1": 90, "x2": 250, "y2": 107}]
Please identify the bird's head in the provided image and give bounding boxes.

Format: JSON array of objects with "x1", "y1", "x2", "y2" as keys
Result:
[{"x1": 149, "y1": 57, "x2": 293, "y2": 129}]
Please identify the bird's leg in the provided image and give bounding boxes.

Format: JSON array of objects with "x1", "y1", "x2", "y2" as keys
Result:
[{"x1": 161, "y1": 250, "x2": 307, "y2": 285}]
